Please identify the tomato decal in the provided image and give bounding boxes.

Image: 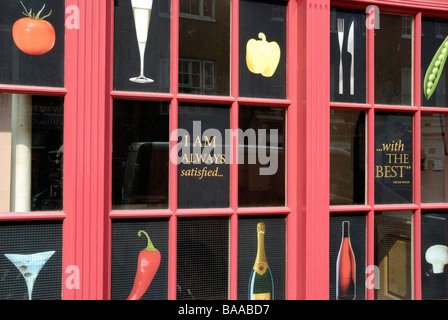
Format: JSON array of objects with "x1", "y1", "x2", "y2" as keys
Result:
[{"x1": 12, "y1": 2, "x2": 55, "y2": 55}]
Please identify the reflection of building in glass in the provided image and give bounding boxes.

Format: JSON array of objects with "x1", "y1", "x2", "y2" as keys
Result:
[
  {"x1": 179, "y1": 0, "x2": 229, "y2": 95},
  {"x1": 180, "y1": 0, "x2": 215, "y2": 21},
  {"x1": 421, "y1": 114, "x2": 448, "y2": 203},
  {"x1": 375, "y1": 14, "x2": 413, "y2": 105},
  {"x1": 0, "y1": 94, "x2": 63, "y2": 213}
]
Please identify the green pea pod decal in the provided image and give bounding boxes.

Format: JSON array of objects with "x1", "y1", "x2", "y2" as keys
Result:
[{"x1": 424, "y1": 35, "x2": 448, "y2": 100}]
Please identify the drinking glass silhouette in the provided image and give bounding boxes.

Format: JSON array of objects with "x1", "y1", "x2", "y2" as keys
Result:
[
  {"x1": 5, "y1": 251, "x2": 55, "y2": 300},
  {"x1": 130, "y1": 0, "x2": 154, "y2": 83}
]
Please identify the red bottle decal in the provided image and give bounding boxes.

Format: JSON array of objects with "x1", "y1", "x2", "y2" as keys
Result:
[{"x1": 336, "y1": 220, "x2": 356, "y2": 300}]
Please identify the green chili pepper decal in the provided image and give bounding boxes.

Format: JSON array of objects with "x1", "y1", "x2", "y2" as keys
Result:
[{"x1": 424, "y1": 35, "x2": 448, "y2": 100}]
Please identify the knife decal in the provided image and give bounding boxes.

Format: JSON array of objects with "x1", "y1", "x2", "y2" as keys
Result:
[{"x1": 347, "y1": 20, "x2": 355, "y2": 95}]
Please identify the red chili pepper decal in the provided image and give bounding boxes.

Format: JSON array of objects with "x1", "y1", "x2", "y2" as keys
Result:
[{"x1": 127, "y1": 230, "x2": 161, "y2": 300}]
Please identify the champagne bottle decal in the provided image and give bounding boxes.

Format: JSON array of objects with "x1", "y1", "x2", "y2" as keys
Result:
[
  {"x1": 254, "y1": 222, "x2": 269, "y2": 276},
  {"x1": 336, "y1": 220, "x2": 356, "y2": 300},
  {"x1": 249, "y1": 222, "x2": 274, "y2": 300}
]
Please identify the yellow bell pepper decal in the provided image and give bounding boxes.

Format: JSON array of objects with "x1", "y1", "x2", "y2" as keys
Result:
[{"x1": 246, "y1": 32, "x2": 281, "y2": 77}]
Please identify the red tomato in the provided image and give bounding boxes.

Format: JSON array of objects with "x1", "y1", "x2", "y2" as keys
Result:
[{"x1": 12, "y1": 17, "x2": 55, "y2": 55}]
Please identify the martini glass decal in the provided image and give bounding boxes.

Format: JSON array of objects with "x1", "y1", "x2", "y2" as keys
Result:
[
  {"x1": 4, "y1": 251, "x2": 55, "y2": 300},
  {"x1": 130, "y1": 0, "x2": 154, "y2": 84}
]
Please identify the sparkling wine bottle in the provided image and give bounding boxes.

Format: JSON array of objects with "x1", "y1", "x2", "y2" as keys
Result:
[
  {"x1": 336, "y1": 220, "x2": 356, "y2": 300},
  {"x1": 248, "y1": 222, "x2": 274, "y2": 300}
]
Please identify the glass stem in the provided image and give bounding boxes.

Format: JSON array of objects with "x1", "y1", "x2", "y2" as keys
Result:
[{"x1": 138, "y1": 42, "x2": 147, "y2": 77}]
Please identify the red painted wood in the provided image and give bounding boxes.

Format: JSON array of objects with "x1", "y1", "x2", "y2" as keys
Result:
[
  {"x1": 63, "y1": 0, "x2": 110, "y2": 300},
  {"x1": 4, "y1": 0, "x2": 448, "y2": 300},
  {"x1": 294, "y1": 0, "x2": 331, "y2": 299}
]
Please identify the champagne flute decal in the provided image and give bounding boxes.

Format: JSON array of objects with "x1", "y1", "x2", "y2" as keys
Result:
[
  {"x1": 4, "y1": 251, "x2": 55, "y2": 300},
  {"x1": 336, "y1": 221, "x2": 356, "y2": 300},
  {"x1": 130, "y1": 0, "x2": 154, "y2": 84}
]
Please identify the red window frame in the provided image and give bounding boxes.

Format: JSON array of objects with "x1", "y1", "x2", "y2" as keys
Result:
[
  {"x1": 104, "y1": 0, "x2": 296, "y2": 301},
  {"x1": 15, "y1": 0, "x2": 448, "y2": 300},
  {"x1": 330, "y1": 0, "x2": 448, "y2": 300},
  {"x1": 0, "y1": 0, "x2": 303, "y2": 301}
]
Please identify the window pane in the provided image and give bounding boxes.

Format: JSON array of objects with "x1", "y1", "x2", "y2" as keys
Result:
[
  {"x1": 375, "y1": 14, "x2": 413, "y2": 105},
  {"x1": 421, "y1": 114, "x2": 448, "y2": 203},
  {"x1": 180, "y1": 0, "x2": 200, "y2": 16},
  {"x1": 0, "y1": 94, "x2": 63, "y2": 212},
  {"x1": 374, "y1": 112, "x2": 413, "y2": 204},
  {"x1": 177, "y1": 104, "x2": 230, "y2": 209},
  {"x1": 239, "y1": 0, "x2": 287, "y2": 99},
  {"x1": 177, "y1": 217, "x2": 228, "y2": 300},
  {"x1": 421, "y1": 18, "x2": 448, "y2": 107},
  {"x1": 111, "y1": 218, "x2": 169, "y2": 300},
  {"x1": 329, "y1": 214, "x2": 366, "y2": 300},
  {"x1": 421, "y1": 211, "x2": 448, "y2": 299},
  {"x1": 330, "y1": 110, "x2": 366, "y2": 205},
  {"x1": 112, "y1": 100, "x2": 170, "y2": 210},
  {"x1": 238, "y1": 107, "x2": 285, "y2": 207},
  {"x1": 374, "y1": 212, "x2": 413, "y2": 300},
  {"x1": 330, "y1": 8, "x2": 367, "y2": 103},
  {"x1": 0, "y1": 0, "x2": 65, "y2": 87},
  {"x1": 179, "y1": 0, "x2": 230, "y2": 95},
  {"x1": 238, "y1": 216, "x2": 286, "y2": 300},
  {"x1": 0, "y1": 221, "x2": 62, "y2": 300},
  {"x1": 113, "y1": 0, "x2": 171, "y2": 92}
]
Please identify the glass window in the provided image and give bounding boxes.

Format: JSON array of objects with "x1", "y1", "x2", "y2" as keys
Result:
[
  {"x1": 375, "y1": 14, "x2": 413, "y2": 105},
  {"x1": 329, "y1": 214, "x2": 366, "y2": 300},
  {"x1": 421, "y1": 211, "x2": 448, "y2": 300},
  {"x1": 374, "y1": 212, "x2": 413, "y2": 300},
  {"x1": 421, "y1": 114, "x2": 448, "y2": 203},
  {"x1": 180, "y1": 0, "x2": 215, "y2": 21},
  {"x1": 239, "y1": 0, "x2": 287, "y2": 99},
  {"x1": 330, "y1": 110, "x2": 366, "y2": 205},
  {"x1": 113, "y1": 0, "x2": 171, "y2": 93},
  {"x1": 0, "y1": 221, "x2": 62, "y2": 300},
  {"x1": 177, "y1": 217, "x2": 228, "y2": 300},
  {"x1": 111, "y1": 218, "x2": 169, "y2": 300},
  {"x1": 421, "y1": 18, "x2": 448, "y2": 107},
  {"x1": 330, "y1": 8, "x2": 367, "y2": 103},
  {"x1": 238, "y1": 106, "x2": 285, "y2": 207},
  {"x1": 179, "y1": 0, "x2": 230, "y2": 95},
  {"x1": 0, "y1": 0, "x2": 65, "y2": 87},
  {"x1": 110, "y1": 0, "x2": 290, "y2": 302},
  {"x1": 0, "y1": 94, "x2": 63, "y2": 212},
  {"x1": 177, "y1": 103, "x2": 230, "y2": 209},
  {"x1": 238, "y1": 216, "x2": 286, "y2": 300},
  {"x1": 374, "y1": 112, "x2": 413, "y2": 204},
  {"x1": 112, "y1": 100, "x2": 170, "y2": 210}
]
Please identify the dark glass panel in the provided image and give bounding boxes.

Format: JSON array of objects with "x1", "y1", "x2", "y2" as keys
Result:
[
  {"x1": 374, "y1": 112, "x2": 413, "y2": 204},
  {"x1": 114, "y1": 0, "x2": 171, "y2": 92},
  {"x1": 112, "y1": 100, "x2": 170, "y2": 209},
  {"x1": 375, "y1": 14, "x2": 413, "y2": 105},
  {"x1": 330, "y1": 8, "x2": 367, "y2": 103},
  {"x1": 177, "y1": 217, "x2": 228, "y2": 300},
  {"x1": 0, "y1": 0, "x2": 65, "y2": 87},
  {"x1": 239, "y1": 0, "x2": 286, "y2": 99},
  {"x1": 238, "y1": 107, "x2": 285, "y2": 207},
  {"x1": 330, "y1": 110, "x2": 366, "y2": 205}
]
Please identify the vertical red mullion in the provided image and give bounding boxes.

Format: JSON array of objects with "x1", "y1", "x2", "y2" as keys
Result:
[
  {"x1": 81, "y1": 0, "x2": 91, "y2": 299},
  {"x1": 63, "y1": 0, "x2": 79, "y2": 300},
  {"x1": 229, "y1": 0, "x2": 240, "y2": 301},
  {"x1": 103, "y1": 0, "x2": 115, "y2": 300},
  {"x1": 413, "y1": 12, "x2": 422, "y2": 300},
  {"x1": 168, "y1": 0, "x2": 180, "y2": 300},
  {"x1": 285, "y1": 0, "x2": 298, "y2": 300},
  {"x1": 366, "y1": 17, "x2": 376, "y2": 301}
]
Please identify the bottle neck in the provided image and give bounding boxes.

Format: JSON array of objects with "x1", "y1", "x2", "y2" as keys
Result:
[
  {"x1": 254, "y1": 223, "x2": 269, "y2": 275},
  {"x1": 342, "y1": 220, "x2": 350, "y2": 238}
]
